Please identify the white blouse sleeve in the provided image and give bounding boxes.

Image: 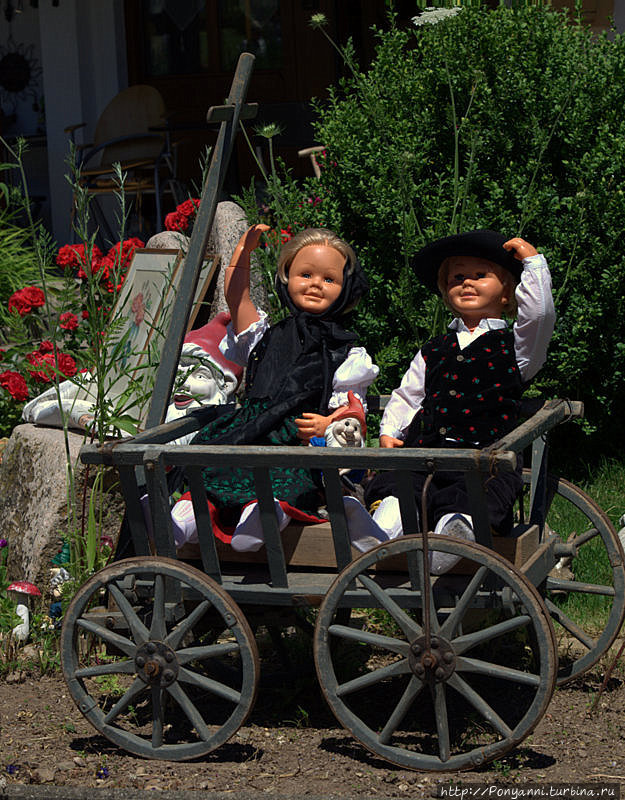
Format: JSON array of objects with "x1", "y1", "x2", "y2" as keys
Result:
[
  {"x1": 379, "y1": 350, "x2": 426, "y2": 440},
  {"x1": 328, "y1": 346, "x2": 379, "y2": 413},
  {"x1": 513, "y1": 254, "x2": 555, "y2": 382},
  {"x1": 219, "y1": 310, "x2": 269, "y2": 366}
]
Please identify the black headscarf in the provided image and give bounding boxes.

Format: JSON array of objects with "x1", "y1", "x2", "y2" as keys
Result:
[{"x1": 244, "y1": 254, "x2": 368, "y2": 413}]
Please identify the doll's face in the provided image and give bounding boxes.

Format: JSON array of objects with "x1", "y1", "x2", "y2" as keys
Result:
[
  {"x1": 287, "y1": 245, "x2": 345, "y2": 313},
  {"x1": 444, "y1": 256, "x2": 510, "y2": 325}
]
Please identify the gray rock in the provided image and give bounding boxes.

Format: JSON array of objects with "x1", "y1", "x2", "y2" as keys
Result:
[
  {"x1": 147, "y1": 201, "x2": 268, "y2": 320},
  {"x1": 0, "y1": 425, "x2": 124, "y2": 588},
  {"x1": 145, "y1": 230, "x2": 189, "y2": 251}
]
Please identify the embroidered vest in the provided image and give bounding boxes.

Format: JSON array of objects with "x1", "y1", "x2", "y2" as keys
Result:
[{"x1": 404, "y1": 328, "x2": 523, "y2": 448}]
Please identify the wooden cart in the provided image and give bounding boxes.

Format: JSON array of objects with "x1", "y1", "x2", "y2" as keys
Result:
[{"x1": 60, "y1": 55, "x2": 625, "y2": 771}]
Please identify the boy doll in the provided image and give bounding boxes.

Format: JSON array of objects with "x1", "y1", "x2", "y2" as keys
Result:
[{"x1": 364, "y1": 230, "x2": 555, "y2": 573}]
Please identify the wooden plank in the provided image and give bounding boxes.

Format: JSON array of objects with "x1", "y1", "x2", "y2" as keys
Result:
[{"x1": 176, "y1": 521, "x2": 540, "y2": 572}]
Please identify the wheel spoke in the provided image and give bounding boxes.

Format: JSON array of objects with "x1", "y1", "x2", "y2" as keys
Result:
[
  {"x1": 448, "y1": 673, "x2": 513, "y2": 739},
  {"x1": 357, "y1": 574, "x2": 422, "y2": 639},
  {"x1": 440, "y1": 565, "x2": 489, "y2": 640},
  {"x1": 452, "y1": 615, "x2": 532, "y2": 655},
  {"x1": 176, "y1": 641, "x2": 240, "y2": 666},
  {"x1": 108, "y1": 582, "x2": 149, "y2": 645},
  {"x1": 337, "y1": 658, "x2": 411, "y2": 697},
  {"x1": 546, "y1": 578, "x2": 614, "y2": 597},
  {"x1": 177, "y1": 666, "x2": 241, "y2": 704},
  {"x1": 76, "y1": 618, "x2": 136, "y2": 656},
  {"x1": 149, "y1": 573, "x2": 167, "y2": 640},
  {"x1": 378, "y1": 675, "x2": 425, "y2": 745},
  {"x1": 103, "y1": 676, "x2": 146, "y2": 724},
  {"x1": 75, "y1": 659, "x2": 136, "y2": 679},
  {"x1": 166, "y1": 681, "x2": 211, "y2": 741},
  {"x1": 165, "y1": 600, "x2": 211, "y2": 651},
  {"x1": 568, "y1": 528, "x2": 599, "y2": 548},
  {"x1": 456, "y1": 656, "x2": 541, "y2": 686},
  {"x1": 433, "y1": 682, "x2": 450, "y2": 762},
  {"x1": 545, "y1": 598, "x2": 596, "y2": 650},
  {"x1": 152, "y1": 687, "x2": 163, "y2": 749},
  {"x1": 328, "y1": 623, "x2": 410, "y2": 656}
]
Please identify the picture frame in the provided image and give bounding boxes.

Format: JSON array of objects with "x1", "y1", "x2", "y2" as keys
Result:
[{"x1": 75, "y1": 248, "x2": 183, "y2": 423}]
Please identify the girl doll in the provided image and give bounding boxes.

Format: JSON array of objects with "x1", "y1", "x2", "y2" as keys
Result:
[
  {"x1": 364, "y1": 229, "x2": 555, "y2": 573},
  {"x1": 171, "y1": 224, "x2": 380, "y2": 552}
]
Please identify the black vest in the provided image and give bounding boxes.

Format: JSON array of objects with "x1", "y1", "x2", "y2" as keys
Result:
[{"x1": 404, "y1": 328, "x2": 523, "y2": 448}]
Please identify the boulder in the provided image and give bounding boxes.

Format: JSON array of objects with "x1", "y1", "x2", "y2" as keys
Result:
[
  {"x1": 0, "y1": 424, "x2": 124, "y2": 588},
  {"x1": 147, "y1": 200, "x2": 267, "y2": 318}
]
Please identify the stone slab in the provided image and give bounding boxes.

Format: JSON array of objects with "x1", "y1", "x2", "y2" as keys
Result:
[{"x1": 0, "y1": 424, "x2": 124, "y2": 589}]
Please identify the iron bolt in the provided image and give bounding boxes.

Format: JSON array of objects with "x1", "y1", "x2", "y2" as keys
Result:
[
  {"x1": 163, "y1": 669, "x2": 174, "y2": 682},
  {"x1": 443, "y1": 652, "x2": 454, "y2": 664},
  {"x1": 147, "y1": 642, "x2": 156, "y2": 654},
  {"x1": 165, "y1": 651, "x2": 174, "y2": 663},
  {"x1": 136, "y1": 656, "x2": 145, "y2": 667},
  {"x1": 105, "y1": 617, "x2": 116, "y2": 630},
  {"x1": 435, "y1": 667, "x2": 445, "y2": 680},
  {"x1": 422, "y1": 655, "x2": 435, "y2": 668}
]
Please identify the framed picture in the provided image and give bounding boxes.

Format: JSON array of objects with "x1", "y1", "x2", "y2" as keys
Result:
[{"x1": 76, "y1": 248, "x2": 183, "y2": 424}]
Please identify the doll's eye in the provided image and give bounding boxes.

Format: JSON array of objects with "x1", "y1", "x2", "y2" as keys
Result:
[
  {"x1": 301, "y1": 271, "x2": 312, "y2": 279},
  {"x1": 476, "y1": 271, "x2": 487, "y2": 279},
  {"x1": 324, "y1": 276, "x2": 335, "y2": 283}
]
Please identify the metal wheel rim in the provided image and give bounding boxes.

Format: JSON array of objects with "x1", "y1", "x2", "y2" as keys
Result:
[
  {"x1": 524, "y1": 470, "x2": 625, "y2": 684},
  {"x1": 61, "y1": 556, "x2": 260, "y2": 760},
  {"x1": 314, "y1": 536, "x2": 557, "y2": 772}
]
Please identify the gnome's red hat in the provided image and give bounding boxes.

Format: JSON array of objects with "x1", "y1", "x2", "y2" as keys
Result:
[
  {"x1": 333, "y1": 391, "x2": 366, "y2": 435},
  {"x1": 183, "y1": 312, "x2": 243, "y2": 389}
]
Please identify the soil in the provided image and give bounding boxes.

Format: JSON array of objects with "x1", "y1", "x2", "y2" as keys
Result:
[{"x1": 1, "y1": 656, "x2": 625, "y2": 796}]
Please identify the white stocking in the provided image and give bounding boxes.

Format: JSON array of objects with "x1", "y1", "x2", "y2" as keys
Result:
[
  {"x1": 429, "y1": 513, "x2": 474, "y2": 575},
  {"x1": 230, "y1": 499, "x2": 291, "y2": 552}
]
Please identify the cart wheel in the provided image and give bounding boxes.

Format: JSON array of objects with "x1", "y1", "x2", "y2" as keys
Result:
[
  {"x1": 523, "y1": 470, "x2": 625, "y2": 684},
  {"x1": 61, "y1": 557, "x2": 259, "y2": 760},
  {"x1": 314, "y1": 536, "x2": 557, "y2": 772}
]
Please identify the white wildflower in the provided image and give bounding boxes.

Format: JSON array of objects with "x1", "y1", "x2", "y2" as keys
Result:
[{"x1": 412, "y1": 6, "x2": 462, "y2": 26}]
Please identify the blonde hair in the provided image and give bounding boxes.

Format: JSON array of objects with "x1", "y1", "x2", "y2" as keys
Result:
[
  {"x1": 437, "y1": 257, "x2": 518, "y2": 316},
  {"x1": 276, "y1": 228, "x2": 356, "y2": 284}
]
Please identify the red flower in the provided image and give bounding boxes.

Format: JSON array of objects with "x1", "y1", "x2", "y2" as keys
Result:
[
  {"x1": 39, "y1": 340, "x2": 54, "y2": 353},
  {"x1": 57, "y1": 244, "x2": 103, "y2": 276},
  {"x1": 0, "y1": 370, "x2": 28, "y2": 402},
  {"x1": 27, "y1": 351, "x2": 77, "y2": 383},
  {"x1": 60, "y1": 312, "x2": 79, "y2": 331},
  {"x1": 81, "y1": 309, "x2": 89, "y2": 320},
  {"x1": 8, "y1": 286, "x2": 45, "y2": 316},
  {"x1": 107, "y1": 238, "x2": 144, "y2": 269},
  {"x1": 165, "y1": 198, "x2": 200, "y2": 233}
]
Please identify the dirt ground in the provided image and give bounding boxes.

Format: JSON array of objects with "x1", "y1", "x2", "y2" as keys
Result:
[{"x1": 1, "y1": 657, "x2": 625, "y2": 797}]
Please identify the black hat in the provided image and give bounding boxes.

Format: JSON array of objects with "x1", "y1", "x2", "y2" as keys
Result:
[{"x1": 411, "y1": 230, "x2": 523, "y2": 294}]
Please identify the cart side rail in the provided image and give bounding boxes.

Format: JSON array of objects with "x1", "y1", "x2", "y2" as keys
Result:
[{"x1": 79, "y1": 398, "x2": 582, "y2": 590}]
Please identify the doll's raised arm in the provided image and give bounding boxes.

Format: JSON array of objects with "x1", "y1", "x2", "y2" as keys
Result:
[{"x1": 225, "y1": 223, "x2": 270, "y2": 334}]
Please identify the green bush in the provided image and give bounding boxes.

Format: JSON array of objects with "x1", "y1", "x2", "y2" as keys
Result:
[{"x1": 247, "y1": 6, "x2": 625, "y2": 454}]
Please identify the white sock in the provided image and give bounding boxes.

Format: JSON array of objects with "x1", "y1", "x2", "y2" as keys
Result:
[
  {"x1": 231, "y1": 499, "x2": 291, "y2": 552},
  {"x1": 372, "y1": 496, "x2": 404, "y2": 540},
  {"x1": 171, "y1": 499, "x2": 198, "y2": 547},
  {"x1": 343, "y1": 496, "x2": 389, "y2": 553},
  {"x1": 430, "y1": 513, "x2": 474, "y2": 575}
]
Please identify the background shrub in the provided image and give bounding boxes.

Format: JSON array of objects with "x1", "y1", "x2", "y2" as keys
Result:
[{"x1": 245, "y1": 6, "x2": 625, "y2": 457}]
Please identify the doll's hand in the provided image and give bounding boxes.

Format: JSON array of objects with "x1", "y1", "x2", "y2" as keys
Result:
[
  {"x1": 503, "y1": 237, "x2": 538, "y2": 260},
  {"x1": 295, "y1": 412, "x2": 333, "y2": 440},
  {"x1": 380, "y1": 434, "x2": 404, "y2": 448},
  {"x1": 234, "y1": 223, "x2": 271, "y2": 260}
]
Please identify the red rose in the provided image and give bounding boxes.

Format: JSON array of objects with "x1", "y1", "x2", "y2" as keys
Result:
[
  {"x1": 8, "y1": 286, "x2": 46, "y2": 316},
  {"x1": 39, "y1": 340, "x2": 54, "y2": 353},
  {"x1": 165, "y1": 210, "x2": 187, "y2": 232},
  {"x1": 60, "y1": 312, "x2": 79, "y2": 330},
  {"x1": 81, "y1": 309, "x2": 89, "y2": 319},
  {"x1": 108, "y1": 238, "x2": 144, "y2": 269},
  {"x1": 0, "y1": 370, "x2": 28, "y2": 402},
  {"x1": 27, "y1": 351, "x2": 77, "y2": 382}
]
